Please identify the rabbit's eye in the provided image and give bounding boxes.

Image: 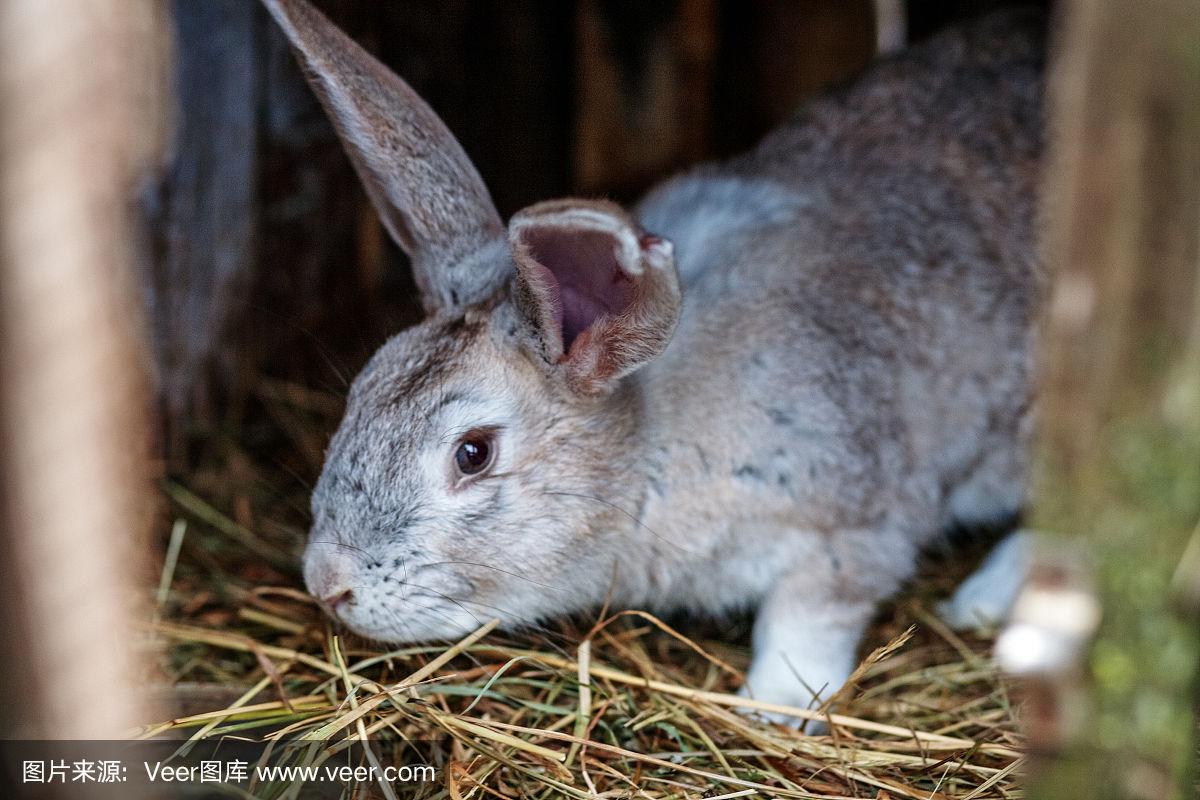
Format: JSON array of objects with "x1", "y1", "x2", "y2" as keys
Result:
[{"x1": 454, "y1": 433, "x2": 494, "y2": 477}]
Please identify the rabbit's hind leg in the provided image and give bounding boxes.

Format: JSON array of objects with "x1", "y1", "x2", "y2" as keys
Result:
[{"x1": 937, "y1": 530, "x2": 1031, "y2": 632}]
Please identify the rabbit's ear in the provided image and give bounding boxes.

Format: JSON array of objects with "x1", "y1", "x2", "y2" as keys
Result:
[
  {"x1": 264, "y1": 0, "x2": 506, "y2": 311},
  {"x1": 509, "y1": 200, "x2": 681, "y2": 396}
]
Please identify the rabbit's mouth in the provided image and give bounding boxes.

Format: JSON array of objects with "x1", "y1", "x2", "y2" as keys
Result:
[
  {"x1": 333, "y1": 578, "x2": 484, "y2": 644},
  {"x1": 303, "y1": 540, "x2": 482, "y2": 643}
]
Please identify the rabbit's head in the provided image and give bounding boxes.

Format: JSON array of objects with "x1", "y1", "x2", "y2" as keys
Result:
[{"x1": 266, "y1": 0, "x2": 680, "y2": 641}]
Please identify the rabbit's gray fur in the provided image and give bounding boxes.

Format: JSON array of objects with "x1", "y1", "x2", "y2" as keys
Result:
[{"x1": 267, "y1": 0, "x2": 1043, "y2": 721}]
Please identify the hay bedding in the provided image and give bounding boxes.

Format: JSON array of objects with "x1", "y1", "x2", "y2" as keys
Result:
[{"x1": 145, "y1": 380, "x2": 1023, "y2": 799}]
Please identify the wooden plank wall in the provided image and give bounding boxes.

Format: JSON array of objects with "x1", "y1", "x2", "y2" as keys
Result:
[{"x1": 143, "y1": 1, "x2": 881, "y2": 466}]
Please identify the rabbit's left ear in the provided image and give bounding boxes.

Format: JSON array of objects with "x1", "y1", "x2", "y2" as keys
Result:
[
  {"x1": 509, "y1": 200, "x2": 681, "y2": 396},
  {"x1": 264, "y1": 0, "x2": 506, "y2": 311}
]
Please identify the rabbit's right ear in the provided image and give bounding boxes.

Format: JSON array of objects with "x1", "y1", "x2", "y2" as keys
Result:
[
  {"x1": 510, "y1": 200, "x2": 681, "y2": 396},
  {"x1": 263, "y1": 0, "x2": 506, "y2": 311}
]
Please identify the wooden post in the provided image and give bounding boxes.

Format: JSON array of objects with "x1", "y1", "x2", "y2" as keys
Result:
[
  {"x1": 0, "y1": 0, "x2": 167, "y2": 738},
  {"x1": 1031, "y1": 0, "x2": 1200, "y2": 796}
]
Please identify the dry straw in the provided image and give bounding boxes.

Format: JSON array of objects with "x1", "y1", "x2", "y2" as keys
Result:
[
  {"x1": 147, "y1": 385, "x2": 1022, "y2": 798},
  {"x1": 146, "y1": 555, "x2": 1021, "y2": 797}
]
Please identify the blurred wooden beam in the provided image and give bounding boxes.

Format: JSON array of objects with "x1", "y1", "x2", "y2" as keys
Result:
[
  {"x1": 0, "y1": 0, "x2": 167, "y2": 738},
  {"x1": 1029, "y1": 0, "x2": 1200, "y2": 795},
  {"x1": 872, "y1": 0, "x2": 906, "y2": 55}
]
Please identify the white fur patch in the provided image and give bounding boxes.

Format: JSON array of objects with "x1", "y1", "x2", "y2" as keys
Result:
[
  {"x1": 738, "y1": 598, "x2": 874, "y2": 734},
  {"x1": 937, "y1": 532, "x2": 1031, "y2": 631}
]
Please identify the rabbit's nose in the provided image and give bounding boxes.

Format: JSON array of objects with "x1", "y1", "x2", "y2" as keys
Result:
[
  {"x1": 306, "y1": 552, "x2": 356, "y2": 613},
  {"x1": 321, "y1": 587, "x2": 354, "y2": 610}
]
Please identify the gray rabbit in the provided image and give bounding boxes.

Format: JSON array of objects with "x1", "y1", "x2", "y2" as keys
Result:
[{"x1": 265, "y1": 0, "x2": 1043, "y2": 722}]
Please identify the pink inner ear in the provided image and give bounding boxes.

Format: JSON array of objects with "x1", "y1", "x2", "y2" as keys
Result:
[{"x1": 522, "y1": 228, "x2": 636, "y2": 351}]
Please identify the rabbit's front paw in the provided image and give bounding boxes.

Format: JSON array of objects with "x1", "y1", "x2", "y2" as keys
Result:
[
  {"x1": 736, "y1": 650, "x2": 851, "y2": 734},
  {"x1": 735, "y1": 681, "x2": 828, "y2": 733},
  {"x1": 739, "y1": 580, "x2": 879, "y2": 734}
]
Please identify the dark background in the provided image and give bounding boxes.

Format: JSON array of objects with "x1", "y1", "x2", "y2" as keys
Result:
[{"x1": 143, "y1": 0, "x2": 1045, "y2": 473}]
